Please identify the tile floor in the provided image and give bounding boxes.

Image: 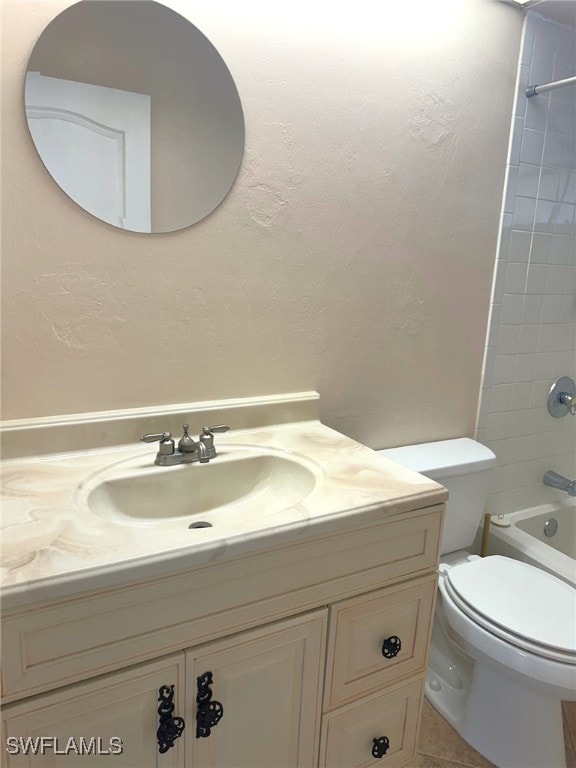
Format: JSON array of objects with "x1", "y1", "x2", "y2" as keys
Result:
[{"x1": 416, "y1": 700, "x2": 576, "y2": 768}]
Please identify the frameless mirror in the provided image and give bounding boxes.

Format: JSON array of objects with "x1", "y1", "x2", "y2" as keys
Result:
[{"x1": 24, "y1": 1, "x2": 245, "y2": 233}]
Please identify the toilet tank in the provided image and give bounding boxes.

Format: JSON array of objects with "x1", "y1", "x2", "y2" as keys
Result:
[{"x1": 378, "y1": 438, "x2": 496, "y2": 555}]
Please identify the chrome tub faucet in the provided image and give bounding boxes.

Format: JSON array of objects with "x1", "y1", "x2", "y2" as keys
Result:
[
  {"x1": 543, "y1": 470, "x2": 576, "y2": 497},
  {"x1": 140, "y1": 424, "x2": 230, "y2": 466}
]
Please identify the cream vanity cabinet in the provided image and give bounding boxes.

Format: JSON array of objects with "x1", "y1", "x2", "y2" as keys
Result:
[
  {"x1": 1, "y1": 504, "x2": 443, "y2": 768},
  {"x1": 2, "y1": 614, "x2": 326, "y2": 768}
]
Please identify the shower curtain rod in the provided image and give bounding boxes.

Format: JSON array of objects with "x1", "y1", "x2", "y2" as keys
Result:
[{"x1": 526, "y1": 75, "x2": 576, "y2": 98}]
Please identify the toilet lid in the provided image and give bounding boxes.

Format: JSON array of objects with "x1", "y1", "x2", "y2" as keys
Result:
[{"x1": 445, "y1": 556, "x2": 576, "y2": 658}]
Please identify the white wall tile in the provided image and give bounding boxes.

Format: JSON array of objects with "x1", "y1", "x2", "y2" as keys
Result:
[
  {"x1": 524, "y1": 93, "x2": 548, "y2": 131},
  {"x1": 537, "y1": 323, "x2": 558, "y2": 352},
  {"x1": 515, "y1": 64, "x2": 530, "y2": 119},
  {"x1": 541, "y1": 294, "x2": 562, "y2": 323},
  {"x1": 547, "y1": 100, "x2": 570, "y2": 136},
  {"x1": 542, "y1": 131, "x2": 565, "y2": 168},
  {"x1": 556, "y1": 323, "x2": 576, "y2": 350},
  {"x1": 508, "y1": 229, "x2": 532, "y2": 262},
  {"x1": 559, "y1": 294, "x2": 575, "y2": 322},
  {"x1": 560, "y1": 171, "x2": 576, "y2": 205},
  {"x1": 530, "y1": 55, "x2": 555, "y2": 87},
  {"x1": 549, "y1": 235, "x2": 572, "y2": 264},
  {"x1": 511, "y1": 381, "x2": 533, "y2": 409},
  {"x1": 554, "y1": 203, "x2": 575, "y2": 235},
  {"x1": 517, "y1": 163, "x2": 540, "y2": 197},
  {"x1": 533, "y1": 350, "x2": 554, "y2": 380},
  {"x1": 489, "y1": 383, "x2": 513, "y2": 413},
  {"x1": 497, "y1": 324, "x2": 521, "y2": 354},
  {"x1": 513, "y1": 196, "x2": 537, "y2": 230},
  {"x1": 493, "y1": 354, "x2": 517, "y2": 385},
  {"x1": 538, "y1": 166, "x2": 561, "y2": 201},
  {"x1": 487, "y1": 411, "x2": 511, "y2": 441},
  {"x1": 520, "y1": 128, "x2": 545, "y2": 165},
  {"x1": 522, "y1": 293, "x2": 544, "y2": 323},
  {"x1": 518, "y1": 323, "x2": 539, "y2": 353},
  {"x1": 505, "y1": 262, "x2": 528, "y2": 293},
  {"x1": 530, "y1": 232, "x2": 552, "y2": 263},
  {"x1": 552, "y1": 349, "x2": 576, "y2": 375},
  {"x1": 546, "y1": 264, "x2": 568, "y2": 294},
  {"x1": 504, "y1": 165, "x2": 519, "y2": 213},
  {"x1": 514, "y1": 353, "x2": 535, "y2": 381},
  {"x1": 529, "y1": 379, "x2": 551, "y2": 407},
  {"x1": 510, "y1": 117, "x2": 524, "y2": 166},
  {"x1": 562, "y1": 138, "x2": 575, "y2": 168},
  {"x1": 534, "y1": 199, "x2": 556, "y2": 232},
  {"x1": 525, "y1": 262, "x2": 548, "y2": 293},
  {"x1": 477, "y1": 14, "x2": 575, "y2": 518},
  {"x1": 501, "y1": 293, "x2": 524, "y2": 324}
]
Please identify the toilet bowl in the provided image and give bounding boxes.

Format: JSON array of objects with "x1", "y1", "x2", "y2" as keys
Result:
[
  {"x1": 437, "y1": 554, "x2": 575, "y2": 768},
  {"x1": 378, "y1": 439, "x2": 576, "y2": 768}
]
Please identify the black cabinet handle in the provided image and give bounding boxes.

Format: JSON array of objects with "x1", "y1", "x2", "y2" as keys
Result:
[
  {"x1": 372, "y1": 736, "x2": 390, "y2": 758},
  {"x1": 196, "y1": 671, "x2": 224, "y2": 738},
  {"x1": 157, "y1": 685, "x2": 185, "y2": 753},
  {"x1": 381, "y1": 635, "x2": 402, "y2": 658}
]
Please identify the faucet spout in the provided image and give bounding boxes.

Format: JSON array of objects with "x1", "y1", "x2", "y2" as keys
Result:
[
  {"x1": 197, "y1": 440, "x2": 210, "y2": 463},
  {"x1": 543, "y1": 470, "x2": 576, "y2": 496}
]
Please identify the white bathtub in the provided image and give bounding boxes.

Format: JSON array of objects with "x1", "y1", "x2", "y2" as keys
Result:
[{"x1": 486, "y1": 500, "x2": 575, "y2": 587}]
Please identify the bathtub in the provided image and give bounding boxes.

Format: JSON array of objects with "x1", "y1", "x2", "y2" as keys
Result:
[{"x1": 485, "y1": 500, "x2": 575, "y2": 587}]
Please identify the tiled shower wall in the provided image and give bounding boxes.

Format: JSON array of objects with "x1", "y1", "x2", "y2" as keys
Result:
[{"x1": 476, "y1": 11, "x2": 576, "y2": 516}]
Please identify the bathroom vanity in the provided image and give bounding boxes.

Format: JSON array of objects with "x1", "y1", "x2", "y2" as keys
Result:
[{"x1": 1, "y1": 393, "x2": 446, "y2": 767}]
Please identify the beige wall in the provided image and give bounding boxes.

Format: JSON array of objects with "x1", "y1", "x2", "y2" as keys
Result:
[{"x1": 1, "y1": 0, "x2": 523, "y2": 449}]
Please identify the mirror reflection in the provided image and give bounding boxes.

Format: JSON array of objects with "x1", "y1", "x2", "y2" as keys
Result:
[{"x1": 24, "y1": 1, "x2": 245, "y2": 233}]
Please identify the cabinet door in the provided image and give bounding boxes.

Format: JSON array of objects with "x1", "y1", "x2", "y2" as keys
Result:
[
  {"x1": 2, "y1": 654, "x2": 185, "y2": 767},
  {"x1": 187, "y1": 611, "x2": 327, "y2": 768}
]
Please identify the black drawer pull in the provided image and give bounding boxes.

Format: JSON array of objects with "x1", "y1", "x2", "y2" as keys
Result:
[
  {"x1": 381, "y1": 635, "x2": 401, "y2": 658},
  {"x1": 372, "y1": 736, "x2": 390, "y2": 758}
]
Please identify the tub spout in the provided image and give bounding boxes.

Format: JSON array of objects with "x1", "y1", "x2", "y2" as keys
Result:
[{"x1": 543, "y1": 470, "x2": 576, "y2": 496}]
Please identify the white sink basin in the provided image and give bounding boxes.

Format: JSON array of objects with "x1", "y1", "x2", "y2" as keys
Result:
[{"x1": 82, "y1": 445, "x2": 321, "y2": 529}]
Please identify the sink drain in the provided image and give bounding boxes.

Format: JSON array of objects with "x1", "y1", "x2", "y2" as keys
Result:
[
  {"x1": 544, "y1": 517, "x2": 558, "y2": 538},
  {"x1": 188, "y1": 521, "x2": 213, "y2": 529}
]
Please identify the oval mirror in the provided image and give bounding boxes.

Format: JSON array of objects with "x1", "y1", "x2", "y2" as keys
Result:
[{"x1": 24, "y1": 0, "x2": 245, "y2": 233}]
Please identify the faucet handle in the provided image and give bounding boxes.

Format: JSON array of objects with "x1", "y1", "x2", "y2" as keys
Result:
[
  {"x1": 203, "y1": 425, "x2": 230, "y2": 435},
  {"x1": 200, "y1": 425, "x2": 230, "y2": 453},
  {"x1": 559, "y1": 392, "x2": 576, "y2": 415},
  {"x1": 140, "y1": 431, "x2": 175, "y2": 456},
  {"x1": 140, "y1": 431, "x2": 172, "y2": 443}
]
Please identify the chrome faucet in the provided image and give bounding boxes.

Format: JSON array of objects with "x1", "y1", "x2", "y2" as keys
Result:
[
  {"x1": 547, "y1": 376, "x2": 576, "y2": 417},
  {"x1": 543, "y1": 470, "x2": 576, "y2": 497},
  {"x1": 140, "y1": 424, "x2": 230, "y2": 466}
]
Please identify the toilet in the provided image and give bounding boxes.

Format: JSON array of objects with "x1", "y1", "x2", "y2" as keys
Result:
[{"x1": 379, "y1": 438, "x2": 576, "y2": 768}]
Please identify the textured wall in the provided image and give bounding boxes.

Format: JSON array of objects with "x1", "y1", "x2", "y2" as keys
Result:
[
  {"x1": 1, "y1": 0, "x2": 522, "y2": 449},
  {"x1": 477, "y1": 11, "x2": 576, "y2": 515}
]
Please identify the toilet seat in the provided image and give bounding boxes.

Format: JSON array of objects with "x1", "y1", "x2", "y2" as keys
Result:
[{"x1": 442, "y1": 556, "x2": 576, "y2": 664}]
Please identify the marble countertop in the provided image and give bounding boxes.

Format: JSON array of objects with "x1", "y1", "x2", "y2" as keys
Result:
[{"x1": 1, "y1": 400, "x2": 446, "y2": 606}]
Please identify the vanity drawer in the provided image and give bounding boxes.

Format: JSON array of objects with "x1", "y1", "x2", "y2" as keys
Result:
[
  {"x1": 319, "y1": 677, "x2": 422, "y2": 768},
  {"x1": 324, "y1": 575, "x2": 436, "y2": 710}
]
